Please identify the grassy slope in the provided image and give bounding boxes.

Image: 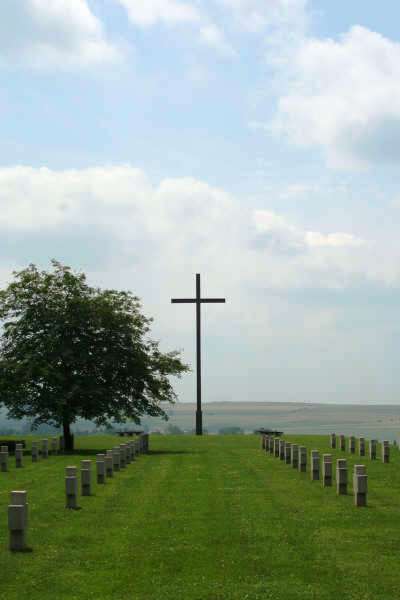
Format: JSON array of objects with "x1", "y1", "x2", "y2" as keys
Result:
[{"x1": 0, "y1": 434, "x2": 399, "y2": 600}]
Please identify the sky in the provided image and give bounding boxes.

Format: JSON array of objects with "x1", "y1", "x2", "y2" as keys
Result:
[{"x1": 1, "y1": 0, "x2": 400, "y2": 407}]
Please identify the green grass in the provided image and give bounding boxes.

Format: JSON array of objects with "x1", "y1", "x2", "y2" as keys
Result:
[{"x1": 0, "y1": 434, "x2": 399, "y2": 600}]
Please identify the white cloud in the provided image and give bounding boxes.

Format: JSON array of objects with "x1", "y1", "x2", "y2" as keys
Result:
[
  {"x1": 199, "y1": 24, "x2": 236, "y2": 57},
  {"x1": 0, "y1": 0, "x2": 121, "y2": 70},
  {"x1": 254, "y1": 210, "x2": 364, "y2": 251},
  {"x1": 117, "y1": 0, "x2": 237, "y2": 60},
  {"x1": 1, "y1": 164, "x2": 399, "y2": 404},
  {"x1": 116, "y1": 0, "x2": 201, "y2": 27},
  {"x1": 273, "y1": 26, "x2": 400, "y2": 168},
  {"x1": 216, "y1": 0, "x2": 309, "y2": 34},
  {"x1": 0, "y1": 165, "x2": 388, "y2": 296}
]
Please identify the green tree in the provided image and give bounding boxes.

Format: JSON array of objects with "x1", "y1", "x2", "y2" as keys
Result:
[{"x1": 0, "y1": 260, "x2": 189, "y2": 450}]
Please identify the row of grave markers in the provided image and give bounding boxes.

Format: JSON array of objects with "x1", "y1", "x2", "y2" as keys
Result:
[
  {"x1": 261, "y1": 435, "x2": 368, "y2": 507},
  {"x1": 329, "y1": 434, "x2": 390, "y2": 462},
  {"x1": 7, "y1": 434, "x2": 149, "y2": 552},
  {"x1": 1, "y1": 437, "x2": 64, "y2": 472}
]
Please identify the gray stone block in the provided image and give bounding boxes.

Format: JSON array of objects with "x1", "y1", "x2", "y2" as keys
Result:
[
  {"x1": 279, "y1": 440, "x2": 285, "y2": 461},
  {"x1": 359, "y1": 437, "x2": 366, "y2": 456},
  {"x1": 322, "y1": 454, "x2": 332, "y2": 487},
  {"x1": 15, "y1": 448, "x2": 23, "y2": 468},
  {"x1": 8, "y1": 505, "x2": 27, "y2": 551},
  {"x1": 382, "y1": 441, "x2": 390, "y2": 463},
  {"x1": 291, "y1": 444, "x2": 299, "y2": 469},
  {"x1": 298, "y1": 447, "x2": 307, "y2": 472},
  {"x1": 65, "y1": 476, "x2": 78, "y2": 509},
  {"x1": 369, "y1": 440, "x2": 377, "y2": 460},
  {"x1": 0, "y1": 450, "x2": 8, "y2": 472},
  {"x1": 284, "y1": 442, "x2": 291, "y2": 465},
  {"x1": 105, "y1": 455, "x2": 114, "y2": 477},
  {"x1": 336, "y1": 459, "x2": 348, "y2": 495},
  {"x1": 273, "y1": 438, "x2": 280, "y2": 458},
  {"x1": 311, "y1": 450, "x2": 320, "y2": 481},
  {"x1": 81, "y1": 468, "x2": 91, "y2": 496}
]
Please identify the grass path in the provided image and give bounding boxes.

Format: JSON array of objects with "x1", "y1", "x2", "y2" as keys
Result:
[{"x1": 0, "y1": 435, "x2": 399, "y2": 599}]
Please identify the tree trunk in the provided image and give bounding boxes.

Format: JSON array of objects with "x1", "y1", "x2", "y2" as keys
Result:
[{"x1": 63, "y1": 419, "x2": 74, "y2": 451}]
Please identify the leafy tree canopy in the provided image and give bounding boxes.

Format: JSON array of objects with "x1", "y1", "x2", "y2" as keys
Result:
[{"x1": 0, "y1": 260, "x2": 189, "y2": 449}]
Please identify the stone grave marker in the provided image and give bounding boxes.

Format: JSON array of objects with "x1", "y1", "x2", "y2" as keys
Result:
[
  {"x1": 298, "y1": 447, "x2": 307, "y2": 473},
  {"x1": 382, "y1": 441, "x2": 390, "y2": 463},
  {"x1": 330, "y1": 433, "x2": 336, "y2": 449},
  {"x1": 273, "y1": 438, "x2": 280, "y2": 458},
  {"x1": 322, "y1": 454, "x2": 332, "y2": 487},
  {"x1": 291, "y1": 444, "x2": 299, "y2": 469},
  {"x1": 279, "y1": 440, "x2": 285, "y2": 461},
  {"x1": 105, "y1": 454, "x2": 114, "y2": 478},
  {"x1": 15, "y1": 445, "x2": 23, "y2": 468},
  {"x1": 66, "y1": 466, "x2": 77, "y2": 477},
  {"x1": 353, "y1": 465, "x2": 367, "y2": 507},
  {"x1": 81, "y1": 468, "x2": 91, "y2": 496},
  {"x1": 310, "y1": 450, "x2": 320, "y2": 481},
  {"x1": 369, "y1": 439, "x2": 377, "y2": 460},
  {"x1": 336, "y1": 459, "x2": 347, "y2": 495},
  {"x1": 65, "y1": 473, "x2": 79, "y2": 509},
  {"x1": 1, "y1": 446, "x2": 9, "y2": 472},
  {"x1": 8, "y1": 492, "x2": 28, "y2": 551},
  {"x1": 113, "y1": 448, "x2": 121, "y2": 471},
  {"x1": 96, "y1": 455, "x2": 106, "y2": 484},
  {"x1": 31, "y1": 442, "x2": 39, "y2": 463},
  {"x1": 119, "y1": 444, "x2": 127, "y2": 469},
  {"x1": 285, "y1": 442, "x2": 291, "y2": 465},
  {"x1": 359, "y1": 437, "x2": 366, "y2": 457}
]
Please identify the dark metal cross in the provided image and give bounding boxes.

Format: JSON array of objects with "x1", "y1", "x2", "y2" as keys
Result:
[{"x1": 171, "y1": 274, "x2": 226, "y2": 436}]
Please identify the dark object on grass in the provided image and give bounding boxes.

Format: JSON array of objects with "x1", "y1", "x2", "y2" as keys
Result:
[
  {"x1": 118, "y1": 430, "x2": 144, "y2": 437},
  {"x1": 255, "y1": 428, "x2": 283, "y2": 436},
  {"x1": 0, "y1": 440, "x2": 26, "y2": 453}
]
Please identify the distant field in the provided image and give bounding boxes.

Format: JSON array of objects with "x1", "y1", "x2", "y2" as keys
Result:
[
  {"x1": 0, "y1": 434, "x2": 399, "y2": 599},
  {"x1": 145, "y1": 401, "x2": 400, "y2": 439}
]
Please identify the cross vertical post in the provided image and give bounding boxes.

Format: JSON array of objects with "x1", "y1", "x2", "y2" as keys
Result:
[
  {"x1": 171, "y1": 274, "x2": 226, "y2": 436},
  {"x1": 196, "y1": 274, "x2": 202, "y2": 435}
]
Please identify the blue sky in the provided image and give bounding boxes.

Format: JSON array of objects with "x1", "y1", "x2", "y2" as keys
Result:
[{"x1": 1, "y1": 0, "x2": 400, "y2": 406}]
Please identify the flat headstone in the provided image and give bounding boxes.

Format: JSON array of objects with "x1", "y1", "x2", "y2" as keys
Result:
[
  {"x1": 359, "y1": 437, "x2": 366, "y2": 457},
  {"x1": 310, "y1": 450, "x2": 320, "y2": 481},
  {"x1": 291, "y1": 444, "x2": 299, "y2": 469},
  {"x1": 336, "y1": 459, "x2": 347, "y2": 495},
  {"x1": 322, "y1": 454, "x2": 332, "y2": 487},
  {"x1": 298, "y1": 447, "x2": 307, "y2": 473},
  {"x1": 65, "y1": 476, "x2": 79, "y2": 509}
]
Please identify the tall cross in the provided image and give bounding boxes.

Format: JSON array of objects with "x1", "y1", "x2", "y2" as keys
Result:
[{"x1": 171, "y1": 274, "x2": 226, "y2": 436}]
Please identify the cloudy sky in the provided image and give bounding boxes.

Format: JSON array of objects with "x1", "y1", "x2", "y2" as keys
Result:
[{"x1": 1, "y1": 0, "x2": 400, "y2": 408}]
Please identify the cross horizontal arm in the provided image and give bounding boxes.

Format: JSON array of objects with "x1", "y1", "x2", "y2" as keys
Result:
[{"x1": 171, "y1": 298, "x2": 226, "y2": 304}]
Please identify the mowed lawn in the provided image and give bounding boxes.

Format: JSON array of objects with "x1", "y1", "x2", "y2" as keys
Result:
[{"x1": 0, "y1": 434, "x2": 400, "y2": 600}]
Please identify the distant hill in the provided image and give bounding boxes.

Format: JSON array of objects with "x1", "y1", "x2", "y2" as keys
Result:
[
  {"x1": 142, "y1": 401, "x2": 400, "y2": 440},
  {"x1": 1, "y1": 401, "x2": 400, "y2": 440}
]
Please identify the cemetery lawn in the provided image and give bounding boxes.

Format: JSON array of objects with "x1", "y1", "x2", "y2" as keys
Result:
[{"x1": 1, "y1": 435, "x2": 400, "y2": 600}]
